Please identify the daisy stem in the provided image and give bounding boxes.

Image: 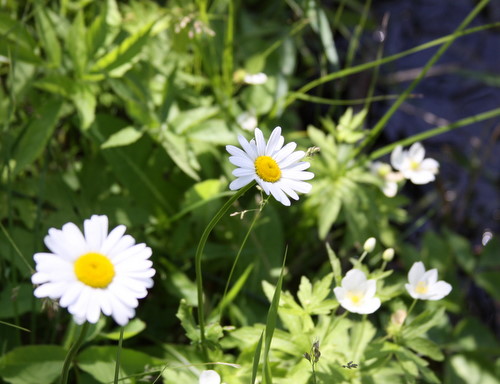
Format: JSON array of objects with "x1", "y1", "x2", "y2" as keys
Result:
[
  {"x1": 60, "y1": 321, "x2": 90, "y2": 384},
  {"x1": 114, "y1": 327, "x2": 125, "y2": 384},
  {"x1": 218, "y1": 196, "x2": 269, "y2": 321},
  {"x1": 195, "y1": 182, "x2": 255, "y2": 355}
]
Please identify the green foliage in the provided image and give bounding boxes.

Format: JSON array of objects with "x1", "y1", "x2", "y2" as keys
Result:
[{"x1": 1, "y1": 0, "x2": 498, "y2": 383}]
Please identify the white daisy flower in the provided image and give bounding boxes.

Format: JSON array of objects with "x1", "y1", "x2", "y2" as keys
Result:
[
  {"x1": 236, "y1": 111, "x2": 258, "y2": 132},
  {"x1": 226, "y1": 126, "x2": 314, "y2": 206},
  {"x1": 31, "y1": 215, "x2": 155, "y2": 326},
  {"x1": 405, "y1": 261, "x2": 452, "y2": 301},
  {"x1": 199, "y1": 370, "x2": 221, "y2": 384},
  {"x1": 390, "y1": 142, "x2": 439, "y2": 185},
  {"x1": 333, "y1": 269, "x2": 381, "y2": 314}
]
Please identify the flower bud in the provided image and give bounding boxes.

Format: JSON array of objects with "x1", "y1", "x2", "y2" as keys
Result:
[
  {"x1": 363, "y1": 237, "x2": 376, "y2": 253},
  {"x1": 382, "y1": 248, "x2": 395, "y2": 262}
]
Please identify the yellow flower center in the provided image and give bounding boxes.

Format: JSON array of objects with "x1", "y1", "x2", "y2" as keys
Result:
[
  {"x1": 254, "y1": 156, "x2": 281, "y2": 183},
  {"x1": 348, "y1": 292, "x2": 362, "y2": 305},
  {"x1": 409, "y1": 160, "x2": 421, "y2": 170},
  {"x1": 74, "y1": 252, "x2": 115, "y2": 288},
  {"x1": 415, "y1": 281, "x2": 428, "y2": 295}
]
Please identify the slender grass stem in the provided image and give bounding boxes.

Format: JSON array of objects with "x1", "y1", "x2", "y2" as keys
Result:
[
  {"x1": 353, "y1": 0, "x2": 491, "y2": 158},
  {"x1": 114, "y1": 327, "x2": 125, "y2": 384},
  {"x1": 195, "y1": 182, "x2": 255, "y2": 355},
  {"x1": 60, "y1": 322, "x2": 90, "y2": 384}
]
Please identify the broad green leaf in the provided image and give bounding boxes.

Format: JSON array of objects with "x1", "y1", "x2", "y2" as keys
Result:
[
  {"x1": 159, "y1": 129, "x2": 200, "y2": 181},
  {"x1": 169, "y1": 106, "x2": 220, "y2": 134},
  {"x1": 100, "y1": 318, "x2": 146, "y2": 340},
  {"x1": 475, "y1": 271, "x2": 500, "y2": 301},
  {"x1": 447, "y1": 353, "x2": 499, "y2": 384},
  {"x1": 77, "y1": 346, "x2": 160, "y2": 384},
  {"x1": 318, "y1": 193, "x2": 341, "y2": 239},
  {"x1": 0, "y1": 12, "x2": 40, "y2": 64},
  {"x1": 70, "y1": 81, "x2": 96, "y2": 130},
  {"x1": 405, "y1": 337, "x2": 444, "y2": 361},
  {"x1": 101, "y1": 127, "x2": 143, "y2": 149},
  {"x1": 90, "y1": 20, "x2": 155, "y2": 77},
  {"x1": 350, "y1": 320, "x2": 376, "y2": 360},
  {"x1": 86, "y1": 3, "x2": 108, "y2": 59},
  {"x1": 34, "y1": 5, "x2": 61, "y2": 67},
  {"x1": 67, "y1": 11, "x2": 87, "y2": 77},
  {"x1": 14, "y1": 99, "x2": 63, "y2": 174},
  {"x1": 478, "y1": 236, "x2": 499, "y2": 268},
  {"x1": 326, "y1": 243, "x2": 342, "y2": 286},
  {"x1": 0, "y1": 345, "x2": 66, "y2": 384}
]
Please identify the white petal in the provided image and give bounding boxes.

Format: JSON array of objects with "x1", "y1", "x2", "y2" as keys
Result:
[
  {"x1": 273, "y1": 142, "x2": 297, "y2": 163},
  {"x1": 238, "y1": 135, "x2": 258, "y2": 159},
  {"x1": 408, "y1": 262, "x2": 425, "y2": 285},
  {"x1": 233, "y1": 168, "x2": 256, "y2": 177},
  {"x1": 84, "y1": 215, "x2": 108, "y2": 251},
  {"x1": 427, "y1": 281, "x2": 452, "y2": 300},
  {"x1": 229, "y1": 155, "x2": 254, "y2": 169},
  {"x1": 357, "y1": 297, "x2": 381, "y2": 314},
  {"x1": 59, "y1": 282, "x2": 85, "y2": 308},
  {"x1": 266, "y1": 127, "x2": 282, "y2": 155},
  {"x1": 278, "y1": 151, "x2": 305, "y2": 168},
  {"x1": 410, "y1": 171, "x2": 435, "y2": 185},
  {"x1": 390, "y1": 146, "x2": 405, "y2": 170},
  {"x1": 342, "y1": 269, "x2": 367, "y2": 291},
  {"x1": 409, "y1": 142, "x2": 425, "y2": 162},
  {"x1": 229, "y1": 176, "x2": 254, "y2": 190},
  {"x1": 199, "y1": 370, "x2": 221, "y2": 384},
  {"x1": 107, "y1": 235, "x2": 136, "y2": 259},
  {"x1": 100, "y1": 225, "x2": 127, "y2": 255}
]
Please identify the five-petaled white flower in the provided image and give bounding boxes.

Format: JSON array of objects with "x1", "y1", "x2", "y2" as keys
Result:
[
  {"x1": 199, "y1": 370, "x2": 221, "y2": 384},
  {"x1": 32, "y1": 215, "x2": 155, "y2": 326},
  {"x1": 405, "y1": 261, "x2": 452, "y2": 301},
  {"x1": 226, "y1": 126, "x2": 314, "y2": 206},
  {"x1": 370, "y1": 161, "x2": 404, "y2": 197},
  {"x1": 390, "y1": 142, "x2": 439, "y2": 185},
  {"x1": 334, "y1": 269, "x2": 381, "y2": 314}
]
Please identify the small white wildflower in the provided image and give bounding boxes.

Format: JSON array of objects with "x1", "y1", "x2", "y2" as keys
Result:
[
  {"x1": 370, "y1": 161, "x2": 404, "y2": 197},
  {"x1": 199, "y1": 370, "x2": 221, "y2": 384},
  {"x1": 390, "y1": 142, "x2": 439, "y2": 185},
  {"x1": 243, "y1": 72, "x2": 268, "y2": 85},
  {"x1": 405, "y1": 261, "x2": 452, "y2": 301},
  {"x1": 334, "y1": 269, "x2": 381, "y2": 314},
  {"x1": 236, "y1": 111, "x2": 258, "y2": 132}
]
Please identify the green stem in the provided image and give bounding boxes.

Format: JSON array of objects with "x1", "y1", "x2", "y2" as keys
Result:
[
  {"x1": 353, "y1": 0, "x2": 491, "y2": 158},
  {"x1": 114, "y1": 327, "x2": 125, "y2": 384},
  {"x1": 195, "y1": 182, "x2": 255, "y2": 353},
  {"x1": 368, "y1": 107, "x2": 500, "y2": 161},
  {"x1": 219, "y1": 196, "x2": 269, "y2": 320},
  {"x1": 60, "y1": 322, "x2": 89, "y2": 384}
]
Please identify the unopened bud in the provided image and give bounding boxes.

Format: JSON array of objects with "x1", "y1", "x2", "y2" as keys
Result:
[
  {"x1": 391, "y1": 309, "x2": 407, "y2": 326},
  {"x1": 363, "y1": 237, "x2": 376, "y2": 253},
  {"x1": 382, "y1": 248, "x2": 395, "y2": 262}
]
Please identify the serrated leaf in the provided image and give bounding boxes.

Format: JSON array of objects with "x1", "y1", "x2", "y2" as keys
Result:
[
  {"x1": 326, "y1": 243, "x2": 342, "y2": 286},
  {"x1": 318, "y1": 194, "x2": 341, "y2": 239},
  {"x1": 14, "y1": 99, "x2": 63, "y2": 174},
  {"x1": 405, "y1": 337, "x2": 444, "y2": 361},
  {"x1": 176, "y1": 299, "x2": 200, "y2": 343},
  {"x1": 402, "y1": 307, "x2": 445, "y2": 340},
  {"x1": 101, "y1": 126, "x2": 143, "y2": 149},
  {"x1": 87, "y1": 3, "x2": 108, "y2": 59},
  {"x1": 0, "y1": 345, "x2": 66, "y2": 384}
]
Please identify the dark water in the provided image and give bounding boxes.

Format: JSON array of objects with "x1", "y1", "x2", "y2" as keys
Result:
[{"x1": 371, "y1": 0, "x2": 500, "y2": 244}]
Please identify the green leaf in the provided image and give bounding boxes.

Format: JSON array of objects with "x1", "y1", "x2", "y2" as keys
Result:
[
  {"x1": 159, "y1": 129, "x2": 200, "y2": 181},
  {"x1": 297, "y1": 273, "x2": 335, "y2": 315},
  {"x1": 14, "y1": 99, "x2": 63, "y2": 174},
  {"x1": 326, "y1": 243, "x2": 342, "y2": 286},
  {"x1": 86, "y1": 3, "x2": 108, "y2": 59},
  {"x1": 0, "y1": 345, "x2": 66, "y2": 384},
  {"x1": 67, "y1": 11, "x2": 87, "y2": 77},
  {"x1": 175, "y1": 299, "x2": 200, "y2": 344},
  {"x1": 447, "y1": 353, "x2": 499, "y2": 384},
  {"x1": 0, "y1": 12, "x2": 40, "y2": 64},
  {"x1": 70, "y1": 81, "x2": 96, "y2": 130},
  {"x1": 475, "y1": 271, "x2": 500, "y2": 301},
  {"x1": 101, "y1": 126, "x2": 143, "y2": 149},
  {"x1": 318, "y1": 193, "x2": 341, "y2": 239},
  {"x1": 34, "y1": 5, "x2": 61, "y2": 67},
  {"x1": 100, "y1": 319, "x2": 146, "y2": 340},
  {"x1": 77, "y1": 346, "x2": 160, "y2": 383},
  {"x1": 307, "y1": 0, "x2": 339, "y2": 66},
  {"x1": 402, "y1": 307, "x2": 445, "y2": 340},
  {"x1": 0, "y1": 283, "x2": 41, "y2": 319},
  {"x1": 90, "y1": 20, "x2": 155, "y2": 77},
  {"x1": 405, "y1": 337, "x2": 444, "y2": 361}
]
